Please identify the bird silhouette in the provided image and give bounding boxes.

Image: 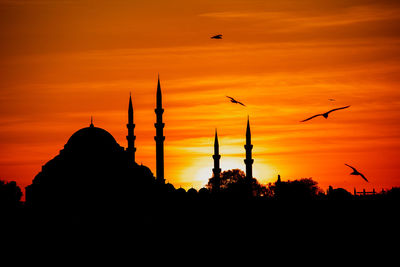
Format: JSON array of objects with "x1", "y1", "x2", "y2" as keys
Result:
[
  {"x1": 328, "y1": 99, "x2": 336, "y2": 101},
  {"x1": 345, "y1": 164, "x2": 368, "y2": 182},
  {"x1": 226, "y1": 96, "x2": 246, "y2": 106},
  {"x1": 300, "y1": 105, "x2": 350, "y2": 122},
  {"x1": 211, "y1": 34, "x2": 222, "y2": 39}
]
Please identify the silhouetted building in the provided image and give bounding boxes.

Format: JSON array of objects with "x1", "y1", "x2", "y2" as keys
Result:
[
  {"x1": 244, "y1": 117, "x2": 253, "y2": 181},
  {"x1": 275, "y1": 174, "x2": 282, "y2": 199},
  {"x1": 25, "y1": 95, "x2": 155, "y2": 210},
  {"x1": 155, "y1": 75, "x2": 165, "y2": 184},
  {"x1": 126, "y1": 92, "x2": 136, "y2": 163},
  {"x1": 212, "y1": 129, "x2": 221, "y2": 192}
]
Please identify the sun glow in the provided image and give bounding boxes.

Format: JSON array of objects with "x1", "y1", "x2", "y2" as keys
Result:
[{"x1": 179, "y1": 155, "x2": 276, "y2": 189}]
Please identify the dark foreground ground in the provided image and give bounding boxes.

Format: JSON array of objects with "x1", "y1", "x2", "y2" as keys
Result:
[{"x1": 2, "y1": 198, "x2": 398, "y2": 262}]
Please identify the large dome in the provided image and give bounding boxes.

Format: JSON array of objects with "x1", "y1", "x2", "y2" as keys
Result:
[{"x1": 64, "y1": 124, "x2": 122, "y2": 153}]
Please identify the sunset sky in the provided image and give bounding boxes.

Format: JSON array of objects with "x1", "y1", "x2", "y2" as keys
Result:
[{"x1": 1, "y1": 0, "x2": 399, "y2": 195}]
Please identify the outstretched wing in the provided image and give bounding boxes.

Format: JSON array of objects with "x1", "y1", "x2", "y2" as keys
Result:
[
  {"x1": 345, "y1": 163, "x2": 357, "y2": 172},
  {"x1": 237, "y1": 101, "x2": 246, "y2": 106},
  {"x1": 327, "y1": 105, "x2": 350, "y2": 114},
  {"x1": 359, "y1": 173, "x2": 368, "y2": 182},
  {"x1": 300, "y1": 113, "x2": 322, "y2": 122},
  {"x1": 226, "y1": 96, "x2": 234, "y2": 100}
]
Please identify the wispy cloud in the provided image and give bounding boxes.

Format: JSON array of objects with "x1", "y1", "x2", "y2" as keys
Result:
[
  {"x1": 199, "y1": 11, "x2": 276, "y2": 19},
  {"x1": 199, "y1": 4, "x2": 400, "y2": 30},
  {"x1": 0, "y1": 0, "x2": 74, "y2": 5}
]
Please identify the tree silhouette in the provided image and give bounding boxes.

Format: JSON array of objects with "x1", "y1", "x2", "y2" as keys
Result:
[
  {"x1": 384, "y1": 187, "x2": 400, "y2": 201},
  {"x1": 272, "y1": 178, "x2": 323, "y2": 200},
  {"x1": 206, "y1": 169, "x2": 267, "y2": 197},
  {"x1": 0, "y1": 180, "x2": 22, "y2": 208}
]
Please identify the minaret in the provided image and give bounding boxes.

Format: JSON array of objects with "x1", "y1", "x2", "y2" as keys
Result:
[
  {"x1": 275, "y1": 174, "x2": 282, "y2": 199},
  {"x1": 154, "y1": 75, "x2": 165, "y2": 184},
  {"x1": 212, "y1": 129, "x2": 221, "y2": 192},
  {"x1": 244, "y1": 116, "x2": 253, "y2": 181},
  {"x1": 126, "y1": 93, "x2": 136, "y2": 163}
]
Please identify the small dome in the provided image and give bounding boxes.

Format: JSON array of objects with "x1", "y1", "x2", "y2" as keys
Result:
[{"x1": 64, "y1": 125, "x2": 120, "y2": 153}]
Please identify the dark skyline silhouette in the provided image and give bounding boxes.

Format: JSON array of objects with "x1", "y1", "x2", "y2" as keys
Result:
[
  {"x1": 0, "y1": 77, "x2": 398, "y2": 258},
  {"x1": 1, "y1": 0, "x2": 399, "y2": 217},
  {"x1": 0, "y1": 77, "x2": 395, "y2": 209}
]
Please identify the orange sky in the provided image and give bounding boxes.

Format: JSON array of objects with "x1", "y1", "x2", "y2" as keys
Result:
[{"x1": 1, "y1": 0, "x2": 399, "y2": 195}]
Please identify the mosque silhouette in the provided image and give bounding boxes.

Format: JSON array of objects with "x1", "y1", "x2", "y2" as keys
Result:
[
  {"x1": 25, "y1": 77, "x2": 167, "y2": 210},
  {"x1": 25, "y1": 75, "x2": 257, "y2": 210}
]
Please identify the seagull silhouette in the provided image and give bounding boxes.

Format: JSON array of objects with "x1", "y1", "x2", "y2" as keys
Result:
[
  {"x1": 211, "y1": 34, "x2": 222, "y2": 39},
  {"x1": 345, "y1": 164, "x2": 368, "y2": 182},
  {"x1": 300, "y1": 105, "x2": 350, "y2": 122},
  {"x1": 226, "y1": 96, "x2": 246, "y2": 106}
]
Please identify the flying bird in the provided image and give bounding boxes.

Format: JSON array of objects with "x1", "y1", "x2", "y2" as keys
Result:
[
  {"x1": 211, "y1": 34, "x2": 222, "y2": 39},
  {"x1": 300, "y1": 105, "x2": 350, "y2": 122},
  {"x1": 345, "y1": 164, "x2": 368, "y2": 182},
  {"x1": 328, "y1": 99, "x2": 336, "y2": 101},
  {"x1": 226, "y1": 96, "x2": 246, "y2": 106}
]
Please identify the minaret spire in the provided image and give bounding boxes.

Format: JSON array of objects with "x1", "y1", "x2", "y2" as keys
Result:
[
  {"x1": 212, "y1": 129, "x2": 221, "y2": 192},
  {"x1": 90, "y1": 116, "x2": 94, "y2": 127},
  {"x1": 155, "y1": 75, "x2": 165, "y2": 183},
  {"x1": 157, "y1": 74, "x2": 162, "y2": 108},
  {"x1": 244, "y1": 116, "x2": 253, "y2": 181},
  {"x1": 126, "y1": 92, "x2": 136, "y2": 163}
]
